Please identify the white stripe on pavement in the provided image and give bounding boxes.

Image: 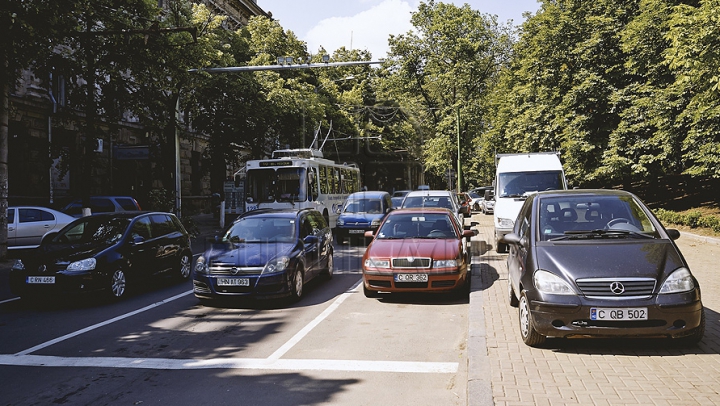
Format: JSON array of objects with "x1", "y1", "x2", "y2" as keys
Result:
[
  {"x1": 15, "y1": 290, "x2": 193, "y2": 356},
  {"x1": 0, "y1": 354, "x2": 458, "y2": 374}
]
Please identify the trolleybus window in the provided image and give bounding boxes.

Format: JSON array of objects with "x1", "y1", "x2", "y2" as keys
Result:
[{"x1": 246, "y1": 168, "x2": 307, "y2": 203}]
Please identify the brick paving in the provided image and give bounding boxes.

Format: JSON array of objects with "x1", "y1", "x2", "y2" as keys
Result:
[{"x1": 471, "y1": 213, "x2": 720, "y2": 406}]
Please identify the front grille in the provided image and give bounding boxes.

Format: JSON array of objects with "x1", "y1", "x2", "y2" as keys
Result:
[
  {"x1": 392, "y1": 258, "x2": 431, "y2": 268},
  {"x1": 394, "y1": 282, "x2": 428, "y2": 289},
  {"x1": 576, "y1": 278, "x2": 656, "y2": 297},
  {"x1": 208, "y1": 263, "x2": 263, "y2": 275}
]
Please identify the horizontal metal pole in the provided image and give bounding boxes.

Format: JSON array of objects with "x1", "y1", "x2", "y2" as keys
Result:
[{"x1": 189, "y1": 60, "x2": 383, "y2": 73}]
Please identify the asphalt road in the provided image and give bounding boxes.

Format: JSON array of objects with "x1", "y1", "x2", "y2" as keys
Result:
[{"x1": 0, "y1": 238, "x2": 469, "y2": 405}]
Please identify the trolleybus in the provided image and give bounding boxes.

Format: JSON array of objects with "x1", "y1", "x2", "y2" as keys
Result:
[{"x1": 242, "y1": 148, "x2": 360, "y2": 228}]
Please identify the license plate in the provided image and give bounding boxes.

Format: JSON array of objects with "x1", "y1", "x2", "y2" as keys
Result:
[
  {"x1": 217, "y1": 278, "x2": 250, "y2": 287},
  {"x1": 394, "y1": 273, "x2": 428, "y2": 283},
  {"x1": 348, "y1": 229, "x2": 365, "y2": 234},
  {"x1": 590, "y1": 307, "x2": 647, "y2": 321},
  {"x1": 27, "y1": 276, "x2": 55, "y2": 284}
]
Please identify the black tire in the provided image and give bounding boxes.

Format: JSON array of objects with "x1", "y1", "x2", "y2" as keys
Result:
[
  {"x1": 675, "y1": 307, "x2": 705, "y2": 346},
  {"x1": 363, "y1": 284, "x2": 380, "y2": 298},
  {"x1": 176, "y1": 252, "x2": 192, "y2": 280},
  {"x1": 290, "y1": 266, "x2": 304, "y2": 302},
  {"x1": 322, "y1": 251, "x2": 334, "y2": 280},
  {"x1": 508, "y1": 280, "x2": 519, "y2": 307},
  {"x1": 108, "y1": 269, "x2": 127, "y2": 300},
  {"x1": 518, "y1": 292, "x2": 545, "y2": 347}
]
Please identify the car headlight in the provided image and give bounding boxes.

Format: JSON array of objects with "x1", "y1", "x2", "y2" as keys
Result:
[
  {"x1": 337, "y1": 218, "x2": 345, "y2": 226},
  {"x1": 434, "y1": 259, "x2": 458, "y2": 268},
  {"x1": 364, "y1": 258, "x2": 390, "y2": 268},
  {"x1": 66, "y1": 258, "x2": 96, "y2": 273},
  {"x1": 195, "y1": 256, "x2": 208, "y2": 274},
  {"x1": 659, "y1": 268, "x2": 695, "y2": 294},
  {"x1": 371, "y1": 218, "x2": 381, "y2": 227},
  {"x1": 497, "y1": 218, "x2": 514, "y2": 228},
  {"x1": 12, "y1": 259, "x2": 25, "y2": 270},
  {"x1": 263, "y1": 256, "x2": 290, "y2": 274},
  {"x1": 533, "y1": 270, "x2": 574, "y2": 295}
]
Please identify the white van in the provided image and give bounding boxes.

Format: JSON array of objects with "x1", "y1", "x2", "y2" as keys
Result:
[{"x1": 493, "y1": 153, "x2": 567, "y2": 253}]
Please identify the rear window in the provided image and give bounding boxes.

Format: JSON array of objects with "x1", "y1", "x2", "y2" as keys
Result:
[{"x1": 116, "y1": 198, "x2": 140, "y2": 211}]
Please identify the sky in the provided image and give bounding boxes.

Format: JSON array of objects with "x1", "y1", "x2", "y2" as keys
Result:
[{"x1": 258, "y1": 0, "x2": 541, "y2": 59}]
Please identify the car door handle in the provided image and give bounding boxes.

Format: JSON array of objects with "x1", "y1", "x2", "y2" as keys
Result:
[{"x1": 8, "y1": 227, "x2": 14, "y2": 231}]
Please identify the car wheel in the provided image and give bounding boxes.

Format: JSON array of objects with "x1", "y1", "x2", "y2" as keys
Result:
[
  {"x1": 363, "y1": 284, "x2": 380, "y2": 298},
  {"x1": 518, "y1": 292, "x2": 545, "y2": 347},
  {"x1": 322, "y1": 251, "x2": 334, "y2": 280},
  {"x1": 109, "y1": 269, "x2": 127, "y2": 299},
  {"x1": 675, "y1": 307, "x2": 705, "y2": 346},
  {"x1": 508, "y1": 280, "x2": 519, "y2": 307},
  {"x1": 290, "y1": 266, "x2": 304, "y2": 302},
  {"x1": 176, "y1": 252, "x2": 192, "y2": 280}
]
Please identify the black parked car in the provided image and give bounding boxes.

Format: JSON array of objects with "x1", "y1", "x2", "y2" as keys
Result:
[
  {"x1": 193, "y1": 208, "x2": 333, "y2": 303},
  {"x1": 505, "y1": 189, "x2": 704, "y2": 347},
  {"x1": 9, "y1": 212, "x2": 192, "y2": 300}
]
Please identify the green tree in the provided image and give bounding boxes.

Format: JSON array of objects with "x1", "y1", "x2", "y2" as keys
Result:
[{"x1": 384, "y1": 0, "x2": 513, "y2": 189}]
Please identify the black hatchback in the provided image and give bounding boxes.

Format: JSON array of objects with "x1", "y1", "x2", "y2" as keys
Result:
[
  {"x1": 504, "y1": 189, "x2": 704, "y2": 347},
  {"x1": 9, "y1": 212, "x2": 193, "y2": 300}
]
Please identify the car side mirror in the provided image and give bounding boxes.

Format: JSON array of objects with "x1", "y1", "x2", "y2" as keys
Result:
[
  {"x1": 666, "y1": 229, "x2": 680, "y2": 240},
  {"x1": 303, "y1": 235, "x2": 319, "y2": 244},
  {"x1": 504, "y1": 233, "x2": 524, "y2": 246},
  {"x1": 132, "y1": 236, "x2": 145, "y2": 244},
  {"x1": 364, "y1": 230, "x2": 374, "y2": 239},
  {"x1": 41, "y1": 232, "x2": 59, "y2": 246},
  {"x1": 336, "y1": 207, "x2": 342, "y2": 214},
  {"x1": 462, "y1": 230, "x2": 474, "y2": 238}
]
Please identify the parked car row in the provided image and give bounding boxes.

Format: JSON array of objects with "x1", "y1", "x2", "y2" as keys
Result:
[{"x1": 6, "y1": 196, "x2": 142, "y2": 252}]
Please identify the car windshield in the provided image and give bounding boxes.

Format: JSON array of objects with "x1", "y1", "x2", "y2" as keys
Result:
[
  {"x1": 343, "y1": 199, "x2": 383, "y2": 214},
  {"x1": 402, "y1": 196, "x2": 454, "y2": 210},
  {"x1": 54, "y1": 217, "x2": 131, "y2": 245},
  {"x1": 538, "y1": 195, "x2": 659, "y2": 241},
  {"x1": 224, "y1": 217, "x2": 296, "y2": 243},
  {"x1": 376, "y1": 213, "x2": 457, "y2": 239},
  {"x1": 497, "y1": 171, "x2": 563, "y2": 198}
]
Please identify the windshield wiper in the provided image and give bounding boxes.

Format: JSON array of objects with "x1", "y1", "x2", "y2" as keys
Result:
[{"x1": 550, "y1": 229, "x2": 654, "y2": 241}]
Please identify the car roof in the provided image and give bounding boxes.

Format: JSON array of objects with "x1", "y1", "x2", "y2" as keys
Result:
[
  {"x1": 347, "y1": 191, "x2": 389, "y2": 199},
  {"x1": 533, "y1": 189, "x2": 635, "y2": 199},
  {"x1": 238, "y1": 208, "x2": 315, "y2": 219},
  {"x1": 73, "y1": 211, "x2": 172, "y2": 220},
  {"x1": 404, "y1": 190, "x2": 455, "y2": 197},
  {"x1": 388, "y1": 207, "x2": 454, "y2": 215}
]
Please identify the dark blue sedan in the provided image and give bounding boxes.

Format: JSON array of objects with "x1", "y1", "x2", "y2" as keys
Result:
[{"x1": 193, "y1": 208, "x2": 333, "y2": 303}]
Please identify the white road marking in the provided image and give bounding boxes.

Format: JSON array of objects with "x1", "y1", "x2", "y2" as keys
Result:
[
  {"x1": 15, "y1": 290, "x2": 193, "y2": 356},
  {"x1": 0, "y1": 297, "x2": 20, "y2": 305},
  {"x1": 267, "y1": 279, "x2": 362, "y2": 360},
  {"x1": 0, "y1": 354, "x2": 458, "y2": 374},
  {"x1": 4, "y1": 276, "x2": 459, "y2": 374}
]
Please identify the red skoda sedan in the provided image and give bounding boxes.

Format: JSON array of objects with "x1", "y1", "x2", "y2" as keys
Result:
[{"x1": 362, "y1": 208, "x2": 474, "y2": 298}]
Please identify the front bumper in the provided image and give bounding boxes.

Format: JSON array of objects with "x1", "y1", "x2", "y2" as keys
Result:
[
  {"x1": 193, "y1": 271, "x2": 293, "y2": 300},
  {"x1": 362, "y1": 268, "x2": 468, "y2": 293},
  {"x1": 9, "y1": 270, "x2": 108, "y2": 296},
  {"x1": 527, "y1": 290, "x2": 704, "y2": 339}
]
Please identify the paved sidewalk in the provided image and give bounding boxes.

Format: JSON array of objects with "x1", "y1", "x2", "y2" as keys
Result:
[{"x1": 467, "y1": 212, "x2": 720, "y2": 406}]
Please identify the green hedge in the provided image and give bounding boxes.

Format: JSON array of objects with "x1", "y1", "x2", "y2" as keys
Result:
[{"x1": 654, "y1": 209, "x2": 720, "y2": 234}]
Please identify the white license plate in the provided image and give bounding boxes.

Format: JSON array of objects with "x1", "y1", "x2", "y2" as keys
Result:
[
  {"x1": 590, "y1": 307, "x2": 647, "y2": 321},
  {"x1": 217, "y1": 278, "x2": 250, "y2": 287},
  {"x1": 27, "y1": 276, "x2": 55, "y2": 284},
  {"x1": 394, "y1": 273, "x2": 428, "y2": 283},
  {"x1": 348, "y1": 229, "x2": 365, "y2": 234}
]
